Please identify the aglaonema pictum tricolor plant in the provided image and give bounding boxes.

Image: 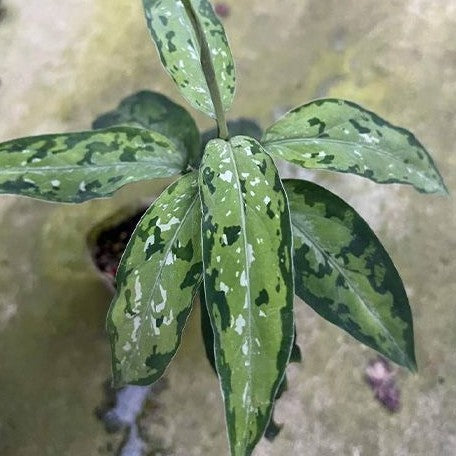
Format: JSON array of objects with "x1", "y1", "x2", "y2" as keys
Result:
[{"x1": 0, "y1": 1, "x2": 447, "y2": 454}]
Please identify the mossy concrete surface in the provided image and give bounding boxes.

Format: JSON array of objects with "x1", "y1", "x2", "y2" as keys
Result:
[{"x1": 0, "y1": 0, "x2": 455, "y2": 455}]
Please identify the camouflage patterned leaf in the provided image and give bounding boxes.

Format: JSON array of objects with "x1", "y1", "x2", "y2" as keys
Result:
[
  {"x1": 264, "y1": 326, "x2": 301, "y2": 443},
  {"x1": 142, "y1": 0, "x2": 236, "y2": 117},
  {"x1": 107, "y1": 172, "x2": 203, "y2": 386},
  {"x1": 263, "y1": 99, "x2": 447, "y2": 194},
  {"x1": 92, "y1": 90, "x2": 201, "y2": 166},
  {"x1": 284, "y1": 179, "x2": 416, "y2": 370},
  {"x1": 200, "y1": 136, "x2": 294, "y2": 456},
  {"x1": 289, "y1": 328, "x2": 302, "y2": 364},
  {"x1": 0, "y1": 127, "x2": 185, "y2": 203},
  {"x1": 201, "y1": 287, "x2": 301, "y2": 376},
  {"x1": 201, "y1": 285, "x2": 301, "y2": 444},
  {"x1": 200, "y1": 286, "x2": 216, "y2": 373}
]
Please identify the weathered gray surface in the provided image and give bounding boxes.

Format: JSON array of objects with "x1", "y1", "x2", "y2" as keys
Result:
[{"x1": 0, "y1": 0, "x2": 455, "y2": 455}]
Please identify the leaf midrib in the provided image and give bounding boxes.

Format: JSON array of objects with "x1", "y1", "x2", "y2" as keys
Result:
[
  {"x1": 265, "y1": 137, "x2": 434, "y2": 182},
  {"x1": 291, "y1": 215, "x2": 407, "y2": 362},
  {"x1": 0, "y1": 161, "x2": 183, "y2": 174},
  {"x1": 227, "y1": 142, "x2": 254, "y2": 443}
]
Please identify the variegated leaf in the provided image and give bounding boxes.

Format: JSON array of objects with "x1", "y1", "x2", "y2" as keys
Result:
[
  {"x1": 107, "y1": 172, "x2": 203, "y2": 386},
  {"x1": 93, "y1": 90, "x2": 201, "y2": 166},
  {"x1": 264, "y1": 326, "x2": 301, "y2": 442},
  {"x1": 200, "y1": 287, "x2": 216, "y2": 372},
  {"x1": 0, "y1": 127, "x2": 185, "y2": 203},
  {"x1": 200, "y1": 136, "x2": 294, "y2": 456},
  {"x1": 142, "y1": 0, "x2": 236, "y2": 117},
  {"x1": 284, "y1": 179, "x2": 416, "y2": 370},
  {"x1": 263, "y1": 99, "x2": 447, "y2": 194},
  {"x1": 201, "y1": 286, "x2": 301, "y2": 374},
  {"x1": 201, "y1": 285, "x2": 301, "y2": 443}
]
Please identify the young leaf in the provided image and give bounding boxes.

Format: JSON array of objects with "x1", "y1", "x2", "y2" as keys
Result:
[
  {"x1": 284, "y1": 179, "x2": 416, "y2": 370},
  {"x1": 0, "y1": 127, "x2": 185, "y2": 203},
  {"x1": 107, "y1": 172, "x2": 203, "y2": 386},
  {"x1": 142, "y1": 0, "x2": 236, "y2": 117},
  {"x1": 263, "y1": 99, "x2": 447, "y2": 194},
  {"x1": 93, "y1": 90, "x2": 201, "y2": 166},
  {"x1": 200, "y1": 136, "x2": 294, "y2": 456}
]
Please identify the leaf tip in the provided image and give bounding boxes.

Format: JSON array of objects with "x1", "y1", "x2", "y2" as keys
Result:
[
  {"x1": 401, "y1": 348, "x2": 418, "y2": 374},
  {"x1": 111, "y1": 369, "x2": 127, "y2": 389},
  {"x1": 440, "y1": 180, "x2": 450, "y2": 196},
  {"x1": 427, "y1": 172, "x2": 449, "y2": 196},
  {"x1": 427, "y1": 169, "x2": 449, "y2": 196},
  {"x1": 406, "y1": 356, "x2": 418, "y2": 374},
  {"x1": 111, "y1": 368, "x2": 155, "y2": 388}
]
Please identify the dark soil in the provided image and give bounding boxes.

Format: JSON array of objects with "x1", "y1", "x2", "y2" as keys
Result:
[{"x1": 92, "y1": 210, "x2": 146, "y2": 283}]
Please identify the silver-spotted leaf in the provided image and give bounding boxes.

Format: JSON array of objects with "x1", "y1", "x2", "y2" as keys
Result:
[
  {"x1": 201, "y1": 286, "x2": 300, "y2": 444},
  {"x1": 93, "y1": 91, "x2": 201, "y2": 166},
  {"x1": 264, "y1": 325, "x2": 301, "y2": 443},
  {"x1": 284, "y1": 179, "x2": 416, "y2": 370},
  {"x1": 199, "y1": 287, "x2": 216, "y2": 374},
  {"x1": 200, "y1": 136, "x2": 294, "y2": 456},
  {"x1": 263, "y1": 99, "x2": 446, "y2": 194},
  {"x1": 107, "y1": 172, "x2": 203, "y2": 386},
  {"x1": 142, "y1": 0, "x2": 236, "y2": 118},
  {"x1": 201, "y1": 287, "x2": 301, "y2": 375},
  {"x1": 0, "y1": 127, "x2": 185, "y2": 203}
]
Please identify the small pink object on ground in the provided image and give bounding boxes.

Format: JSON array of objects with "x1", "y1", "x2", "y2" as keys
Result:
[
  {"x1": 215, "y1": 2, "x2": 230, "y2": 18},
  {"x1": 365, "y1": 356, "x2": 401, "y2": 412}
]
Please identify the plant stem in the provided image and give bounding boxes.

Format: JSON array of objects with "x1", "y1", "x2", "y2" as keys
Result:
[{"x1": 183, "y1": 0, "x2": 229, "y2": 140}]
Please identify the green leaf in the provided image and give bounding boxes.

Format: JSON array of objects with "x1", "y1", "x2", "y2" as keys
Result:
[
  {"x1": 284, "y1": 178, "x2": 416, "y2": 370},
  {"x1": 265, "y1": 327, "x2": 301, "y2": 442},
  {"x1": 263, "y1": 99, "x2": 447, "y2": 194},
  {"x1": 200, "y1": 136, "x2": 294, "y2": 456},
  {"x1": 202, "y1": 285, "x2": 300, "y2": 444},
  {"x1": 264, "y1": 413, "x2": 283, "y2": 442},
  {"x1": 93, "y1": 90, "x2": 201, "y2": 166},
  {"x1": 202, "y1": 283, "x2": 301, "y2": 373},
  {"x1": 0, "y1": 127, "x2": 185, "y2": 203},
  {"x1": 200, "y1": 286, "x2": 216, "y2": 373},
  {"x1": 142, "y1": 0, "x2": 236, "y2": 117},
  {"x1": 107, "y1": 172, "x2": 203, "y2": 386},
  {"x1": 289, "y1": 328, "x2": 302, "y2": 363}
]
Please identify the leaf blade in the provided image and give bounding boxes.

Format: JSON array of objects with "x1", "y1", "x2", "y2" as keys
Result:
[
  {"x1": 107, "y1": 172, "x2": 203, "y2": 386},
  {"x1": 201, "y1": 285, "x2": 300, "y2": 443},
  {"x1": 93, "y1": 90, "x2": 201, "y2": 166},
  {"x1": 200, "y1": 136, "x2": 294, "y2": 456},
  {"x1": 284, "y1": 178, "x2": 416, "y2": 370},
  {"x1": 199, "y1": 285, "x2": 216, "y2": 373},
  {"x1": 0, "y1": 127, "x2": 185, "y2": 203},
  {"x1": 263, "y1": 99, "x2": 446, "y2": 194},
  {"x1": 142, "y1": 0, "x2": 235, "y2": 117}
]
